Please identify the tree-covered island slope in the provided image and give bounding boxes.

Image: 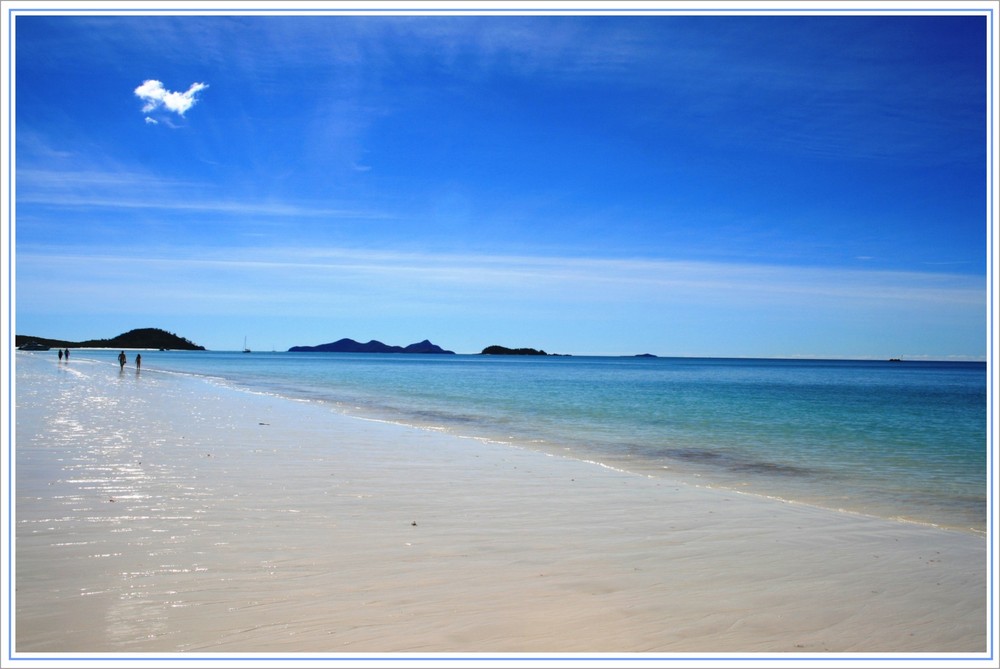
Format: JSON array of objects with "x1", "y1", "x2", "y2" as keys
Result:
[{"x1": 16, "y1": 328, "x2": 205, "y2": 350}]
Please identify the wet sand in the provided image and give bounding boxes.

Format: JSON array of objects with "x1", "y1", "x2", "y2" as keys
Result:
[{"x1": 12, "y1": 352, "x2": 991, "y2": 659}]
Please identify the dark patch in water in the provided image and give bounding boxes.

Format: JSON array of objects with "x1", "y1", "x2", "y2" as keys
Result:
[
  {"x1": 630, "y1": 445, "x2": 814, "y2": 478},
  {"x1": 660, "y1": 447, "x2": 728, "y2": 463},
  {"x1": 729, "y1": 461, "x2": 811, "y2": 477},
  {"x1": 407, "y1": 409, "x2": 485, "y2": 425}
]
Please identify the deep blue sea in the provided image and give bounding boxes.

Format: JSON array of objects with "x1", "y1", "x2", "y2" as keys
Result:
[{"x1": 61, "y1": 350, "x2": 989, "y2": 533}]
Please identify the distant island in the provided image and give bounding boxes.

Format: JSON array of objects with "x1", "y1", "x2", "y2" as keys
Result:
[
  {"x1": 288, "y1": 338, "x2": 455, "y2": 354},
  {"x1": 16, "y1": 328, "x2": 205, "y2": 351},
  {"x1": 480, "y1": 345, "x2": 566, "y2": 356}
]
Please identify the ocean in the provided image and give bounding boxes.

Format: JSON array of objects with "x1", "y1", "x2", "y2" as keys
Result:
[{"x1": 39, "y1": 350, "x2": 989, "y2": 533}]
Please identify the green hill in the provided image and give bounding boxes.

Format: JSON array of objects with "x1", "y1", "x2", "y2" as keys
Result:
[{"x1": 16, "y1": 328, "x2": 205, "y2": 351}]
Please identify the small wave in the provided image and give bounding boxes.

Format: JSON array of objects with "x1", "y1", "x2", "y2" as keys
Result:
[{"x1": 578, "y1": 459, "x2": 638, "y2": 476}]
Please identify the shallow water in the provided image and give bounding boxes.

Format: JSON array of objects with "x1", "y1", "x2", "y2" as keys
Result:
[{"x1": 28, "y1": 350, "x2": 988, "y2": 532}]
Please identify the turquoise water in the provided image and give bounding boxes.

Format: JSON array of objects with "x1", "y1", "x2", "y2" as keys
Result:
[{"x1": 55, "y1": 350, "x2": 988, "y2": 532}]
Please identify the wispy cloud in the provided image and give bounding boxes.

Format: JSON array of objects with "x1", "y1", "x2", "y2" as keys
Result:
[
  {"x1": 134, "y1": 79, "x2": 207, "y2": 119},
  {"x1": 16, "y1": 168, "x2": 388, "y2": 220},
  {"x1": 17, "y1": 246, "x2": 985, "y2": 311},
  {"x1": 18, "y1": 194, "x2": 386, "y2": 219}
]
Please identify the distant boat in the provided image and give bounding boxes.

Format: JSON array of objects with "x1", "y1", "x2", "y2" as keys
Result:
[
  {"x1": 243, "y1": 337, "x2": 251, "y2": 353},
  {"x1": 889, "y1": 358, "x2": 902, "y2": 362}
]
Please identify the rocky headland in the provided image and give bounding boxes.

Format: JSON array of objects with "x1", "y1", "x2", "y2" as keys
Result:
[{"x1": 288, "y1": 338, "x2": 455, "y2": 354}]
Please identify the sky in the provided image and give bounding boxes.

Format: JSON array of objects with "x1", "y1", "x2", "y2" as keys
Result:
[{"x1": 7, "y1": 5, "x2": 994, "y2": 358}]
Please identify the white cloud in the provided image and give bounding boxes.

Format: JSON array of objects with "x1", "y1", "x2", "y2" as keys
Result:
[
  {"x1": 134, "y1": 79, "x2": 207, "y2": 117},
  {"x1": 144, "y1": 117, "x2": 158, "y2": 125}
]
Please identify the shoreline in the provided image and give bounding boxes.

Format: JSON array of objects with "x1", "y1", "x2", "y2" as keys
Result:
[
  {"x1": 351, "y1": 412, "x2": 986, "y2": 538},
  {"x1": 12, "y1": 352, "x2": 991, "y2": 657},
  {"x1": 63, "y1": 349, "x2": 986, "y2": 534},
  {"x1": 233, "y1": 381, "x2": 989, "y2": 536}
]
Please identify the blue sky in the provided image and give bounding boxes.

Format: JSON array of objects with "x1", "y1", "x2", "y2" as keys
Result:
[{"x1": 9, "y1": 8, "x2": 992, "y2": 357}]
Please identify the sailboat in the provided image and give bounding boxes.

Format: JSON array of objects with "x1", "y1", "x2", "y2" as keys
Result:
[{"x1": 243, "y1": 336, "x2": 251, "y2": 353}]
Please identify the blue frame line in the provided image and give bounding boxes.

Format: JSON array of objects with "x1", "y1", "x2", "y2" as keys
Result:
[
  {"x1": 3, "y1": 5, "x2": 1000, "y2": 15},
  {"x1": 991, "y1": 3, "x2": 997, "y2": 662},
  {"x1": 4, "y1": 2, "x2": 997, "y2": 666},
  {"x1": 6, "y1": 2, "x2": 13, "y2": 664}
]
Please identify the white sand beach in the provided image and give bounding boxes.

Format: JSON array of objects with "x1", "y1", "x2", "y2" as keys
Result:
[{"x1": 11, "y1": 352, "x2": 992, "y2": 660}]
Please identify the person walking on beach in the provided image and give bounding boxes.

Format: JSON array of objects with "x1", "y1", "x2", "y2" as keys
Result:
[
  {"x1": 64, "y1": 348, "x2": 69, "y2": 360},
  {"x1": 58, "y1": 349, "x2": 63, "y2": 362},
  {"x1": 135, "y1": 353, "x2": 142, "y2": 370},
  {"x1": 118, "y1": 351, "x2": 127, "y2": 370}
]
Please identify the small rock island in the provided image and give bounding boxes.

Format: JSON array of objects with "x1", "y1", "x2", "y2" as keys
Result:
[{"x1": 480, "y1": 345, "x2": 562, "y2": 356}]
